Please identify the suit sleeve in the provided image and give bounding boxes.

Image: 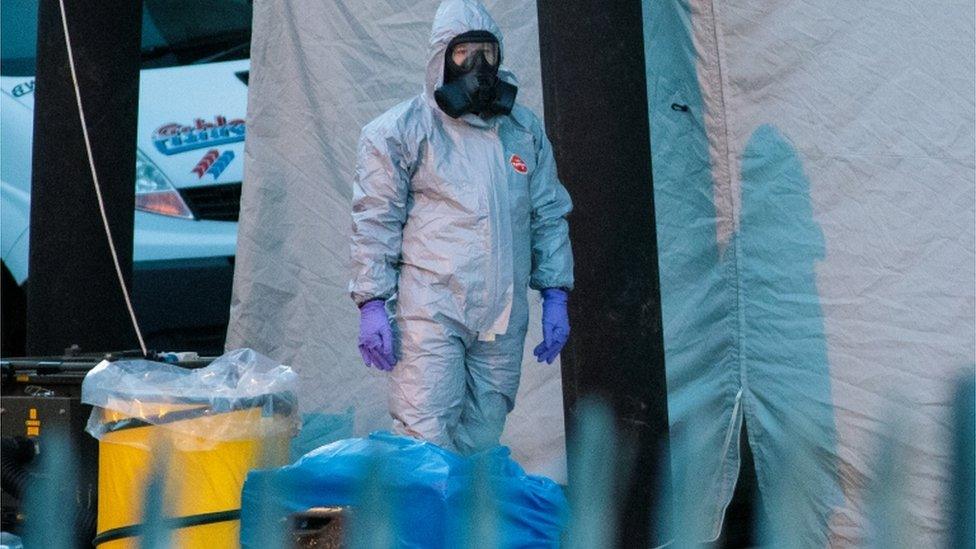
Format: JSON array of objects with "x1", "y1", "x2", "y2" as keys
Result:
[
  {"x1": 348, "y1": 128, "x2": 411, "y2": 306},
  {"x1": 528, "y1": 128, "x2": 574, "y2": 291}
]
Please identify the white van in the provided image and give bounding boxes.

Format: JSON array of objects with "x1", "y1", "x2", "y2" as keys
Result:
[{"x1": 1, "y1": 0, "x2": 252, "y2": 354}]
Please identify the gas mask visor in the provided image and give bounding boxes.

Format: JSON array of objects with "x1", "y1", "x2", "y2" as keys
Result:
[{"x1": 448, "y1": 38, "x2": 500, "y2": 71}]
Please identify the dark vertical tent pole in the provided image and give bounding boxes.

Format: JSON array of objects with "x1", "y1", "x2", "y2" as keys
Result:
[
  {"x1": 27, "y1": 0, "x2": 144, "y2": 355},
  {"x1": 536, "y1": 1, "x2": 671, "y2": 546}
]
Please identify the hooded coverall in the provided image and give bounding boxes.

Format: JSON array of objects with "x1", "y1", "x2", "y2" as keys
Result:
[{"x1": 349, "y1": 0, "x2": 573, "y2": 454}]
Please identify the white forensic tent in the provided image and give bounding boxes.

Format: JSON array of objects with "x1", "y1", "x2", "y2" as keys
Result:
[
  {"x1": 229, "y1": 0, "x2": 975, "y2": 545},
  {"x1": 646, "y1": 0, "x2": 974, "y2": 546}
]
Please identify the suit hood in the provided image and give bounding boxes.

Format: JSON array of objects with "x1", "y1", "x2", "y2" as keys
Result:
[{"x1": 424, "y1": 0, "x2": 517, "y2": 114}]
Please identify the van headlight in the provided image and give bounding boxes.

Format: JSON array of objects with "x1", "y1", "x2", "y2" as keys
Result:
[{"x1": 135, "y1": 149, "x2": 194, "y2": 219}]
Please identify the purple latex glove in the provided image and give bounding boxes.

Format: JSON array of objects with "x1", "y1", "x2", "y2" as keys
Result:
[
  {"x1": 533, "y1": 288, "x2": 569, "y2": 364},
  {"x1": 358, "y1": 299, "x2": 396, "y2": 371}
]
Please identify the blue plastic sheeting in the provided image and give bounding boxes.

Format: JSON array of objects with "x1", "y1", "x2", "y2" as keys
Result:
[{"x1": 239, "y1": 432, "x2": 568, "y2": 548}]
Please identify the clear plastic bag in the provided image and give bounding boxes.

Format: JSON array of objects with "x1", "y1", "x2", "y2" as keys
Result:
[{"x1": 82, "y1": 348, "x2": 299, "y2": 449}]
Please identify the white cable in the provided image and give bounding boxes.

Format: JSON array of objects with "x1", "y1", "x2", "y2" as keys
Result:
[{"x1": 57, "y1": 0, "x2": 148, "y2": 356}]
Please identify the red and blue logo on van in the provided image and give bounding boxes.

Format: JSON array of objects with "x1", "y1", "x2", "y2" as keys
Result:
[
  {"x1": 153, "y1": 115, "x2": 245, "y2": 156},
  {"x1": 192, "y1": 149, "x2": 235, "y2": 179},
  {"x1": 510, "y1": 154, "x2": 528, "y2": 174}
]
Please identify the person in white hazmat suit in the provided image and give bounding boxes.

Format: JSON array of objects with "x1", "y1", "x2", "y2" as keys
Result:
[{"x1": 349, "y1": 0, "x2": 573, "y2": 454}]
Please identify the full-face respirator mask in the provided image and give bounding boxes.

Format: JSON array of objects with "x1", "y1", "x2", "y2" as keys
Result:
[{"x1": 434, "y1": 30, "x2": 518, "y2": 119}]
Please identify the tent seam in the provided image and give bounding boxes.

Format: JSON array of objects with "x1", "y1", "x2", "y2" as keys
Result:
[{"x1": 700, "y1": 0, "x2": 751, "y2": 540}]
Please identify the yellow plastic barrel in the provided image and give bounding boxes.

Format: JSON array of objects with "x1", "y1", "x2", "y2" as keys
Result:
[{"x1": 93, "y1": 398, "x2": 291, "y2": 548}]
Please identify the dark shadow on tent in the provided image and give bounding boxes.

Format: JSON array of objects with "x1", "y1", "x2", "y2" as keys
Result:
[{"x1": 738, "y1": 124, "x2": 844, "y2": 547}]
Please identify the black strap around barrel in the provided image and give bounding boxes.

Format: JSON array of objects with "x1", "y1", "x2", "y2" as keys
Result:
[{"x1": 91, "y1": 509, "x2": 240, "y2": 546}]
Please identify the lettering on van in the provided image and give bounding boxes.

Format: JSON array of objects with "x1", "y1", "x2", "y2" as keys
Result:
[
  {"x1": 152, "y1": 115, "x2": 245, "y2": 155},
  {"x1": 12, "y1": 80, "x2": 35, "y2": 97}
]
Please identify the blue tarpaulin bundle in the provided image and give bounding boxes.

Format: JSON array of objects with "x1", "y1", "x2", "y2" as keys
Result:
[{"x1": 239, "y1": 432, "x2": 568, "y2": 547}]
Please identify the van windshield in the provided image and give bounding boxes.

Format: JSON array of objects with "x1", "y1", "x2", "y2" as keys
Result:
[{"x1": 1, "y1": 0, "x2": 252, "y2": 77}]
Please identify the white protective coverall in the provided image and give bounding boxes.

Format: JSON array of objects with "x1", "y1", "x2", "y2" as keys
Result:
[{"x1": 349, "y1": 0, "x2": 573, "y2": 454}]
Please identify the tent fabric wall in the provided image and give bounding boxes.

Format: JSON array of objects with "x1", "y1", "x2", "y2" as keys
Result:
[
  {"x1": 227, "y1": 0, "x2": 568, "y2": 480},
  {"x1": 646, "y1": 0, "x2": 975, "y2": 546}
]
